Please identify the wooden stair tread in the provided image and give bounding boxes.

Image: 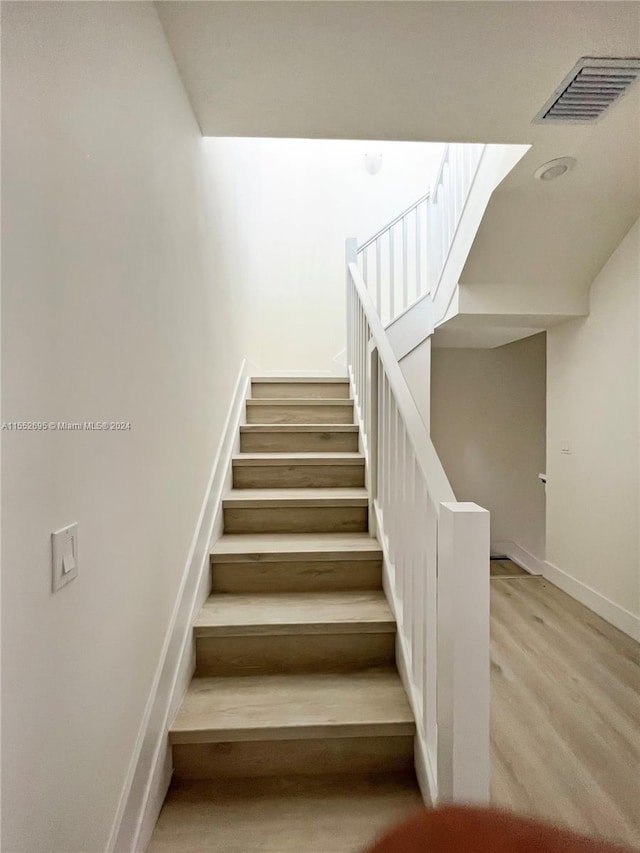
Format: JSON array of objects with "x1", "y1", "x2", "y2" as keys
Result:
[
  {"x1": 160, "y1": 373, "x2": 416, "y2": 805},
  {"x1": 170, "y1": 671, "x2": 414, "y2": 743},
  {"x1": 211, "y1": 532, "x2": 382, "y2": 563},
  {"x1": 194, "y1": 591, "x2": 394, "y2": 636},
  {"x1": 233, "y1": 452, "x2": 363, "y2": 465},
  {"x1": 223, "y1": 488, "x2": 368, "y2": 507},
  {"x1": 247, "y1": 398, "x2": 353, "y2": 406},
  {"x1": 251, "y1": 377, "x2": 350, "y2": 384},
  {"x1": 148, "y1": 774, "x2": 421, "y2": 853},
  {"x1": 240, "y1": 424, "x2": 358, "y2": 432}
]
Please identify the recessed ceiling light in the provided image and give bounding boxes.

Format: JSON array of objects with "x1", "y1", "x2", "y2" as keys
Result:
[{"x1": 534, "y1": 157, "x2": 577, "y2": 182}]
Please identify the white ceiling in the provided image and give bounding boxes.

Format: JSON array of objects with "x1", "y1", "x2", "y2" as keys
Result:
[
  {"x1": 156, "y1": 2, "x2": 639, "y2": 144},
  {"x1": 157, "y1": 1, "x2": 640, "y2": 346}
]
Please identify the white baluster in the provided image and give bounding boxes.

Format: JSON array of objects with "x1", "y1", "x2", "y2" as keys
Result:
[
  {"x1": 346, "y1": 254, "x2": 491, "y2": 808},
  {"x1": 375, "y1": 237, "x2": 382, "y2": 315},
  {"x1": 361, "y1": 310, "x2": 367, "y2": 425},
  {"x1": 389, "y1": 227, "x2": 395, "y2": 321},
  {"x1": 368, "y1": 347, "x2": 379, "y2": 535},
  {"x1": 411, "y1": 458, "x2": 424, "y2": 701},
  {"x1": 381, "y1": 373, "x2": 388, "y2": 525},
  {"x1": 346, "y1": 238, "x2": 357, "y2": 369},
  {"x1": 414, "y1": 206, "x2": 421, "y2": 301},
  {"x1": 402, "y1": 216, "x2": 408, "y2": 311}
]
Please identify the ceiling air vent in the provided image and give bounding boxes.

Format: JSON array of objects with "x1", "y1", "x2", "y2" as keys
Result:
[{"x1": 534, "y1": 57, "x2": 640, "y2": 124}]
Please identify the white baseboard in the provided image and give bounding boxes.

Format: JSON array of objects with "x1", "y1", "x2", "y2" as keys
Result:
[
  {"x1": 543, "y1": 560, "x2": 640, "y2": 642},
  {"x1": 492, "y1": 540, "x2": 544, "y2": 575},
  {"x1": 414, "y1": 736, "x2": 435, "y2": 808},
  {"x1": 493, "y1": 543, "x2": 639, "y2": 641},
  {"x1": 107, "y1": 360, "x2": 250, "y2": 853}
]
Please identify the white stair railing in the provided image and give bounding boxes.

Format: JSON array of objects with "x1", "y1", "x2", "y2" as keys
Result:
[
  {"x1": 356, "y1": 143, "x2": 486, "y2": 329},
  {"x1": 357, "y1": 192, "x2": 430, "y2": 327},
  {"x1": 346, "y1": 239, "x2": 490, "y2": 805},
  {"x1": 427, "y1": 143, "x2": 485, "y2": 303}
]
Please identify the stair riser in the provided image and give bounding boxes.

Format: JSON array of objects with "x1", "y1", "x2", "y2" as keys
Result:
[
  {"x1": 240, "y1": 431, "x2": 359, "y2": 453},
  {"x1": 195, "y1": 633, "x2": 395, "y2": 677},
  {"x1": 223, "y1": 506, "x2": 368, "y2": 535},
  {"x1": 210, "y1": 559, "x2": 382, "y2": 594},
  {"x1": 246, "y1": 403, "x2": 354, "y2": 425},
  {"x1": 172, "y1": 735, "x2": 414, "y2": 780},
  {"x1": 233, "y1": 464, "x2": 365, "y2": 489},
  {"x1": 252, "y1": 382, "x2": 350, "y2": 400}
]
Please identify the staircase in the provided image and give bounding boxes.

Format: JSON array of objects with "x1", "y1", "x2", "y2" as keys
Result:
[{"x1": 149, "y1": 377, "x2": 422, "y2": 853}]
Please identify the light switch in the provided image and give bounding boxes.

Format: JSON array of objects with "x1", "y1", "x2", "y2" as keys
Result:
[
  {"x1": 52, "y1": 523, "x2": 78, "y2": 592},
  {"x1": 561, "y1": 441, "x2": 571, "y2": 454}
]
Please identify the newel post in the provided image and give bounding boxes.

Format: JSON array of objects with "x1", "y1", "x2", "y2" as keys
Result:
[
  {"x1": 345, "y1": 237, "x2": 358, "y2": 267},
  {"x1": 436, "y1": 501, "x2": 491, "y2": 805}
]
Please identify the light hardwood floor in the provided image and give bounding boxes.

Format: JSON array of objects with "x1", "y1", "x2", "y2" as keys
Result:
[
  {"x1": 490, "y1": 558, "x2": 534, "y2": 579},
  {"x1": 491, "y1": 575, "x2": 640, "y2": 849}
]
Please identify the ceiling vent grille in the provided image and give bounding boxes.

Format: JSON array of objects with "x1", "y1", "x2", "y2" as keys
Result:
[{"x1": 534, "y1": 57, "x2": 640, "y2": 124}]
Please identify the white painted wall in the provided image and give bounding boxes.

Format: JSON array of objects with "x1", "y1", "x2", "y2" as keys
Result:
[
  {"x1": 1, "y1": 3, "x2": 243, "y2": 851},
  {"x1": 546, "y1": 219, "x2": 639, "y2": 633},
  {"x1": 204, "y1": 137, "x2": 444, "y2": 373},
  {"x1": 431, "y1": 334, "x2": 547, "y2": 564}
]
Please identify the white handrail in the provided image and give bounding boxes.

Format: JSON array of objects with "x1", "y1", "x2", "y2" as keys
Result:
[
  {"x1": 428, "y1": 143, "x2": 486, "y2": 304},
  {"x1": 358, "y1": 190, "x2": 431, "y2": 253},
  {"x1": 346, "y1": 242, "x2": 490, "y2": 806},
  {"x1": 431, "y1": 142, "x2": 450, "y2": 199},
  {"x1": 355, "y1": 143, "x2": 486, "y2": 330},
  {"x1": 356, "y1": 189, "x2": 431, "y2": 326},
  {"x1": 348, "y1": 261, "x2": 454, "y2": 506}
]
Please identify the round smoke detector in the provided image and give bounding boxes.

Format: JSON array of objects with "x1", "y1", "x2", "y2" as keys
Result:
[{"x1": 534, "y1": 157, "x2": 577, "y2": 182}]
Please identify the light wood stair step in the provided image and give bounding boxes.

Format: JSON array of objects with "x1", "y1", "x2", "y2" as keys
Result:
[
  {"x1": 211, "y1": 532, "x2": 381, "y2": 561},
  {"x1": 246, "y1": 398, "x2": 354, "y2": 425},
  {"x1": 222, "y1": 488, "x2": 369, "y2": 534},
  {"x1": 172, "y1": 734, "x2": 415, "y2": 780},
  {"x1": 195, "y1": 591, "x2": 394, "y2": 636},
  {"x1": 232, "y1": 453, "x2": 365, "y2": 488},
  {"x1": 233, "y1": 452, "x2": 363, "y2": 462},
  {"x1": 169, "y1": 670, "x2": 415, "y2": 744},
  {"x1": 153, "y1": 373, "x2": 419, "y2": 833},
  {"x1": 147, "y1": 774, "x2": 422, "y2": 852},
  {"x1": 223, "y1": 488, "x2": 368, "y2": 507},
  {"x1": 240, "y1": 424, "x2": 359, "y2": 453},
  {"x1": 210, "y1": 533, "x2": 383, "y2": 593},
  {"x1": 251, "y1": 377, "x2": 350, "y2": 399},
  {"x1": 193, "y1": 591, "x2": 396, "y2": 676}
]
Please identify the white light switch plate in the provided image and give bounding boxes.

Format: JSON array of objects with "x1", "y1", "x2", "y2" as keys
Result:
[
  {"x1": 561, "y1": 441, "x2": 571, "y2": 454},
  {"x1": 52, "y1": 523, "x2": 78, "y2": 592}
]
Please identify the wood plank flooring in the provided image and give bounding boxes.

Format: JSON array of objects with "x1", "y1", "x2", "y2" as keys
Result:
[
  {"x1": 491, "y1": 575, "x2": 640, "y2": 849},
  {"x1": 490, "y1": 558, "x2": 533, "y2": 579}
]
